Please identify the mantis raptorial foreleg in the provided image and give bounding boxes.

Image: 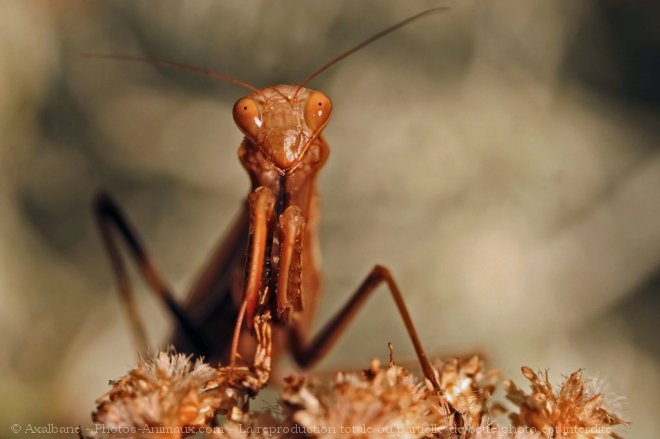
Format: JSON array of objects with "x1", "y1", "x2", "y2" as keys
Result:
[{"x1": 241, "y1": 186, "x2": 276, "y2": 329}]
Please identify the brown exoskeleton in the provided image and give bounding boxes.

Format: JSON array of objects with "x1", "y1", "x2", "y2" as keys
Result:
[{"x1": 90, "y1": 7, "x2": 450, "y2": 406}]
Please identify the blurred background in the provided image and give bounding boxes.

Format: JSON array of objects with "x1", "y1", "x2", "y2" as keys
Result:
[{"x1": 1, "y1": 0, "x2": 659, "y2": 437}]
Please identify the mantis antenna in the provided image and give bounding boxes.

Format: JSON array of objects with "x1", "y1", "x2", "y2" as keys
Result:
[
  {"x1": 83, "y1": 7, "x2": 448, "y2": 98},
  {"x1": 294, "y1": 7, "x2": 449, "y2": 97},
  {"x1": 80, "y1": 52, "x2": 260, "y2": 94}
]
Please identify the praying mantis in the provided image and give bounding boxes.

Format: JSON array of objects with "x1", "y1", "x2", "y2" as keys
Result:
[{"x1": 90, "y1": 7, "x2": 450, "y2": 404}]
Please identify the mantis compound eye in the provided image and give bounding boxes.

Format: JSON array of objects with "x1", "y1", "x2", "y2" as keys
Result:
[
  {"x1": 233, "y1": 97, "x2": 261, "y2": 139},
  {"x1": 304, "y1": 92, "x2": 332, "y2": 133}
]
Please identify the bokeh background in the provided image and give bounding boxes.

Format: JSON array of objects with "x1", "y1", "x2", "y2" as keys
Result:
[{"x1": 1, "y1": 0, "x2": 659, "y2": 437}]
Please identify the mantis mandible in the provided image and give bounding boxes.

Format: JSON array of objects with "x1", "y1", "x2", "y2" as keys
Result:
[{"x1": 90, "y1": 7, "x2": 449, "y2": 403}]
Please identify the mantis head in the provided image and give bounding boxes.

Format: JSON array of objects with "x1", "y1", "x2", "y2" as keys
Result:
[{"x1": 233, "y1": 85, "x2": 332, "y2": 171}]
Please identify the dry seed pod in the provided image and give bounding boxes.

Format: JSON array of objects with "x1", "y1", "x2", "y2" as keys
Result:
[
  {"x1": 92, "y1": 352, "x2": 226, "y2": 438},
  {"x1": 432, "y1": 355, "x2": 502, "y2": 429},
  {"x1": 280, "y1": 358, "x2": 454, "y2": 438},
  {"x1": 504, "y1": 367, "x2": 629, "y2": 438},
  {"x1": 92, "y1": 313, "x2": 273, "y2": 438}
]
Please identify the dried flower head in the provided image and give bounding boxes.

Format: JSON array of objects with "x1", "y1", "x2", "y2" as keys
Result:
[
  {"x1": 92, "y1": 351, "x2": 225, "y2": 438},
  {"x1": 89, "y1": 329, "x2": 631, "y2": 439},
  {"x1": 504, "y1": 367, "x2": 629, "y2": 438},
  {"x1": 432, "y1": 355, "x2": 502, "y2": 429},
  {"x1": 280, "y1": 358, "x2": 452, "y2": 439},
  {"x1": 92, "y1": 313, "x2": 273, "y2": 438}
]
